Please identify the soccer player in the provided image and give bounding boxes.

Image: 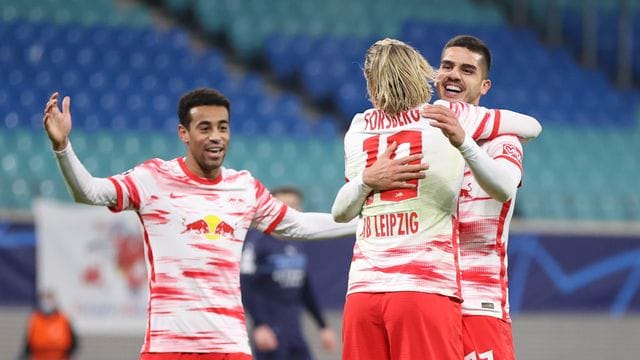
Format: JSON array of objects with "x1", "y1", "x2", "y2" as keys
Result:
[
  {"x1": 42, "y1": 88, "x2": 356, "y2": 360},
  {"x1": 240, "y1": 186, "x2": 337, "y2": 360},
  {"x1": 437, "y1": 35, "x2": 522, "y2": 360},
  {"x1": 330, "y1": 38, "x2": 541, "y2": 359}
]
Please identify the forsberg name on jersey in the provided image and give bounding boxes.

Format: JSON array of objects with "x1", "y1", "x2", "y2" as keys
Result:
[
  {"x1": 363, "y1": 108, "x2": 421, "y2": 131},
  {"x1": 360, "y1": 211, "x2": 419, "y2": 238}
]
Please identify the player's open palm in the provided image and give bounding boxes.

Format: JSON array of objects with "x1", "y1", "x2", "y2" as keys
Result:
[{"x1": 43, "y1": 92, "x2": 72, "y2": 151}]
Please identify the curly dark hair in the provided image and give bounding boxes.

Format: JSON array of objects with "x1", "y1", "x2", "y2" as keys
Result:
[{"x1": 177, "y1": 88, "x2": 231, "y2": 128}]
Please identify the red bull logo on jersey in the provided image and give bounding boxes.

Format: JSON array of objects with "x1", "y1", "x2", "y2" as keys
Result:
[
  {"x1": 183, "y1": 215, "x2": 235, "y2": 240},
  {"x1": 460, "y1": 182, "x2": 473, "y2": 198}
]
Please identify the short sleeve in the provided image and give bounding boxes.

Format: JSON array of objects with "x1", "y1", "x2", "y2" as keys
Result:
[
  {"x1": 107, "y1": 160, "x2": 155, "y2": 212},
  {"x1": 250, "y1": 178, "x2": 288, "y2": 234}
]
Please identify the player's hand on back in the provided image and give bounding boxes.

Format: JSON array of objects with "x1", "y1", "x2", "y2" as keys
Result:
[
  {"x1": 43, "y1": 92, "x2": 72, "y2": 151},
  {"x1": 421, "y1": 104, "x2": 466, "y2": 147},
  {"x1": 363, "y1": 141, "x2": 428, "y2": 191}
]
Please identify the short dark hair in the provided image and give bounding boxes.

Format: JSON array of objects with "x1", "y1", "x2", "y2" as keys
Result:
[
  {"x1": 271, "y1": 186, "x2": 303, "y2": 200},
  {"x1": 177, "y1": 88, "x2": 231, "y2": 128},
  {"x1": 443, "y1": 35, "x2": 492, "y2": 77}
]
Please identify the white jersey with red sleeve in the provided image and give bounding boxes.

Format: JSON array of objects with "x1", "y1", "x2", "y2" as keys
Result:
[
  {"x1": 343, "y1": 100, "x2": 502, "y2": 300},
  {"x1": 108, "y1": 157, "x2": 286, "y2": 355},
  {"x1": 458, "y1": 135, "x2": 523, "y2": 321}
]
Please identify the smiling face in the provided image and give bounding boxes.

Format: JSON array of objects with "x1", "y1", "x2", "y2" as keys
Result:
[
  {"x1": 436, "y1": 46, "x2": 491, "y2": 105},
  {"x1": 178, "y1": 105, "x2": 230, "y2": 179}
]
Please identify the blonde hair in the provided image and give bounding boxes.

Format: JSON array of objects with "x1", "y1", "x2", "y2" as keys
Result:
[{"x1": 363, "y1": 38, "x2": 435, "y2": 116}]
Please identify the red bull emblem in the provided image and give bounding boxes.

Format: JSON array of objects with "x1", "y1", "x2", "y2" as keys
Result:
[
  {"x1": 460, "y1": 182, "x2": 473, "y2": 198},
  {"x1": 184, "y1": 215, "x2": 235, "y2": 240}
]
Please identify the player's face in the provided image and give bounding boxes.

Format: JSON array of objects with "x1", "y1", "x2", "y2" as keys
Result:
[
  {"x1": 436, "y1": 46, "x2": 491, "y2": 105},
  {"x1": 179, "y1": 105, "x2": 230, "y2": 179}
]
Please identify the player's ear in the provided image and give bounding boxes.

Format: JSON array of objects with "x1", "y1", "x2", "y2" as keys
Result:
[
  {"x1": 480, "y1": 79, "x2": 491, "y2": 96},
  {"x1": 178, "y1": 124, "x2": 189, "y2": 144}
]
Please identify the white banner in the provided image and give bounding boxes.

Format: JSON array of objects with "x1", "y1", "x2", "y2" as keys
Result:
[{"x1": 33, "y1": 198, "x2": 148, "y2": 335}]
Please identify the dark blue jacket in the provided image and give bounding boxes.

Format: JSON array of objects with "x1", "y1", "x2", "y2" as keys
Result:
[{"x1": 240, "y1": 229, "x2": 327, "y2": 350}]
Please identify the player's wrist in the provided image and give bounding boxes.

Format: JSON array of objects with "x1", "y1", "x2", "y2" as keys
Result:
[
  {"x1": 52, "y1": 139, "x2": 71, "y2": 154},
  {"x1": 359, "y1": 170, "x2": 375, "y2": 192}
]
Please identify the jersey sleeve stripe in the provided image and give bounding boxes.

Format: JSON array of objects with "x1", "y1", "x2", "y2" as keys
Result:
[
  {"x1": 471, "y1": 112, "x2": 491, "y2": 140},
  {"x1": 264, "y1": 205, "x2": 288, "y2": 235},
  {"x1": 123, "y1": 175, "x2": 141, "y2": 210},
  {"x1": 107, "y1": 177, "x2": 124, "y2": 212},
  {"x1": 494, "y1": 155, "x2": 523, "y2": 173},
  {"x1": 489, "y1": 109, "x2": 501, "y2": 139}
]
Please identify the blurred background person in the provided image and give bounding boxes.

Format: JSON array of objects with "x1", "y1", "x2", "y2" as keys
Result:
[
  {"x1": 241, "y1": 187, "x2": 338, "y2": 360},
  {"x1": 20, "y1": 290, "x2": 77, "y2": 360}
]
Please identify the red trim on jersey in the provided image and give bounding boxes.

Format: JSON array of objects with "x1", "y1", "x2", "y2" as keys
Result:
[
  {"x1": 139, "y1": 213, "x2": 155, "y2": 352},
  {"x1": 452, "y1": 216, "x2": 462, "y2": 299},
  {"x1": 123, "y1": 175, "x2": 141, "y2": 210},
  {"x1": 107, "y1": 177, "x2": 124, "y2": 212},
  {"x1": 264, "y1": 205, "x2": 288, "y2": 235},
  {"x1": 178, "y1": 157, "x2": 223, "y2": 185},
  {"x1": 489, "y1": 110, "x2": 501, "y2": 139},
  {"x1": 141, "y1": 353, "x2": 252, "y2": 360},
  {"x1": 494, "y1": 155, "x2": 523, "y2": 173},
  {"x1": 495, "y1": 200, "x2": 511, "y2": 321},
  {"x1": 471, "y1": 113, "x2": 491, "y2": 140},
  {"x1": 448, "y1": 101, "x2": 455, "y2": 111}
]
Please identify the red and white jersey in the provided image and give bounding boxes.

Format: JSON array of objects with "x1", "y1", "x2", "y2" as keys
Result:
[
  {"x1": 108, "y1": 157, "x2": 287, "y2": 355},
  {"x1": 344, "y1": 100, "x2": 504, "y2": 300},
  {"x1": 458, "y1": 135, "x2": 523, "y2": 321}
]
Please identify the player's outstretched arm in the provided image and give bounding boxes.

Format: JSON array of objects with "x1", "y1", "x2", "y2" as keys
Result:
[
  {"x1": 43, "y1": 92, "x2": 117, "y2": 206},
  {"x1": 422, "y1": 102, "x2": 542, "y2": 144},
  {"x1": 497, "y1": 109, "x2": 542, "y2": 142},
  {"x1": 272, "y1": 208, "x2": 357, "y2": 240}
]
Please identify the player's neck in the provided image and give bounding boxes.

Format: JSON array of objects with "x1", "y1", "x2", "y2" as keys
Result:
[{"x1": 183, "y1": 157, "x2": 221, "y2": 180}]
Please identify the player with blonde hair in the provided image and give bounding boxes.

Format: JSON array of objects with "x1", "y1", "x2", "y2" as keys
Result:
[{"x1": 332, "y1": 38, "x2": 541, "y2": 359}]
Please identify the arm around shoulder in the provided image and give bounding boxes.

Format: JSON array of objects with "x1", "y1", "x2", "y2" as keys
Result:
[
  {"x1": 498, "y1": 109, "x2": 542, "y2": 142},
  {"x1": 331, "y1": 173, "x2": 372, "y2": 223}
]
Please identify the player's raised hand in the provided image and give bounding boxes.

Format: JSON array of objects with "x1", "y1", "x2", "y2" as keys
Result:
[
  {"x1": 421, "y1": 104, "x2": 465, "y2": 147},
  {"x1": 43, "y1": 92, "x2": 72, "y2": 151},
  {"x1": 363, "y1": 141, "x2": 428, "y2": 191}
]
